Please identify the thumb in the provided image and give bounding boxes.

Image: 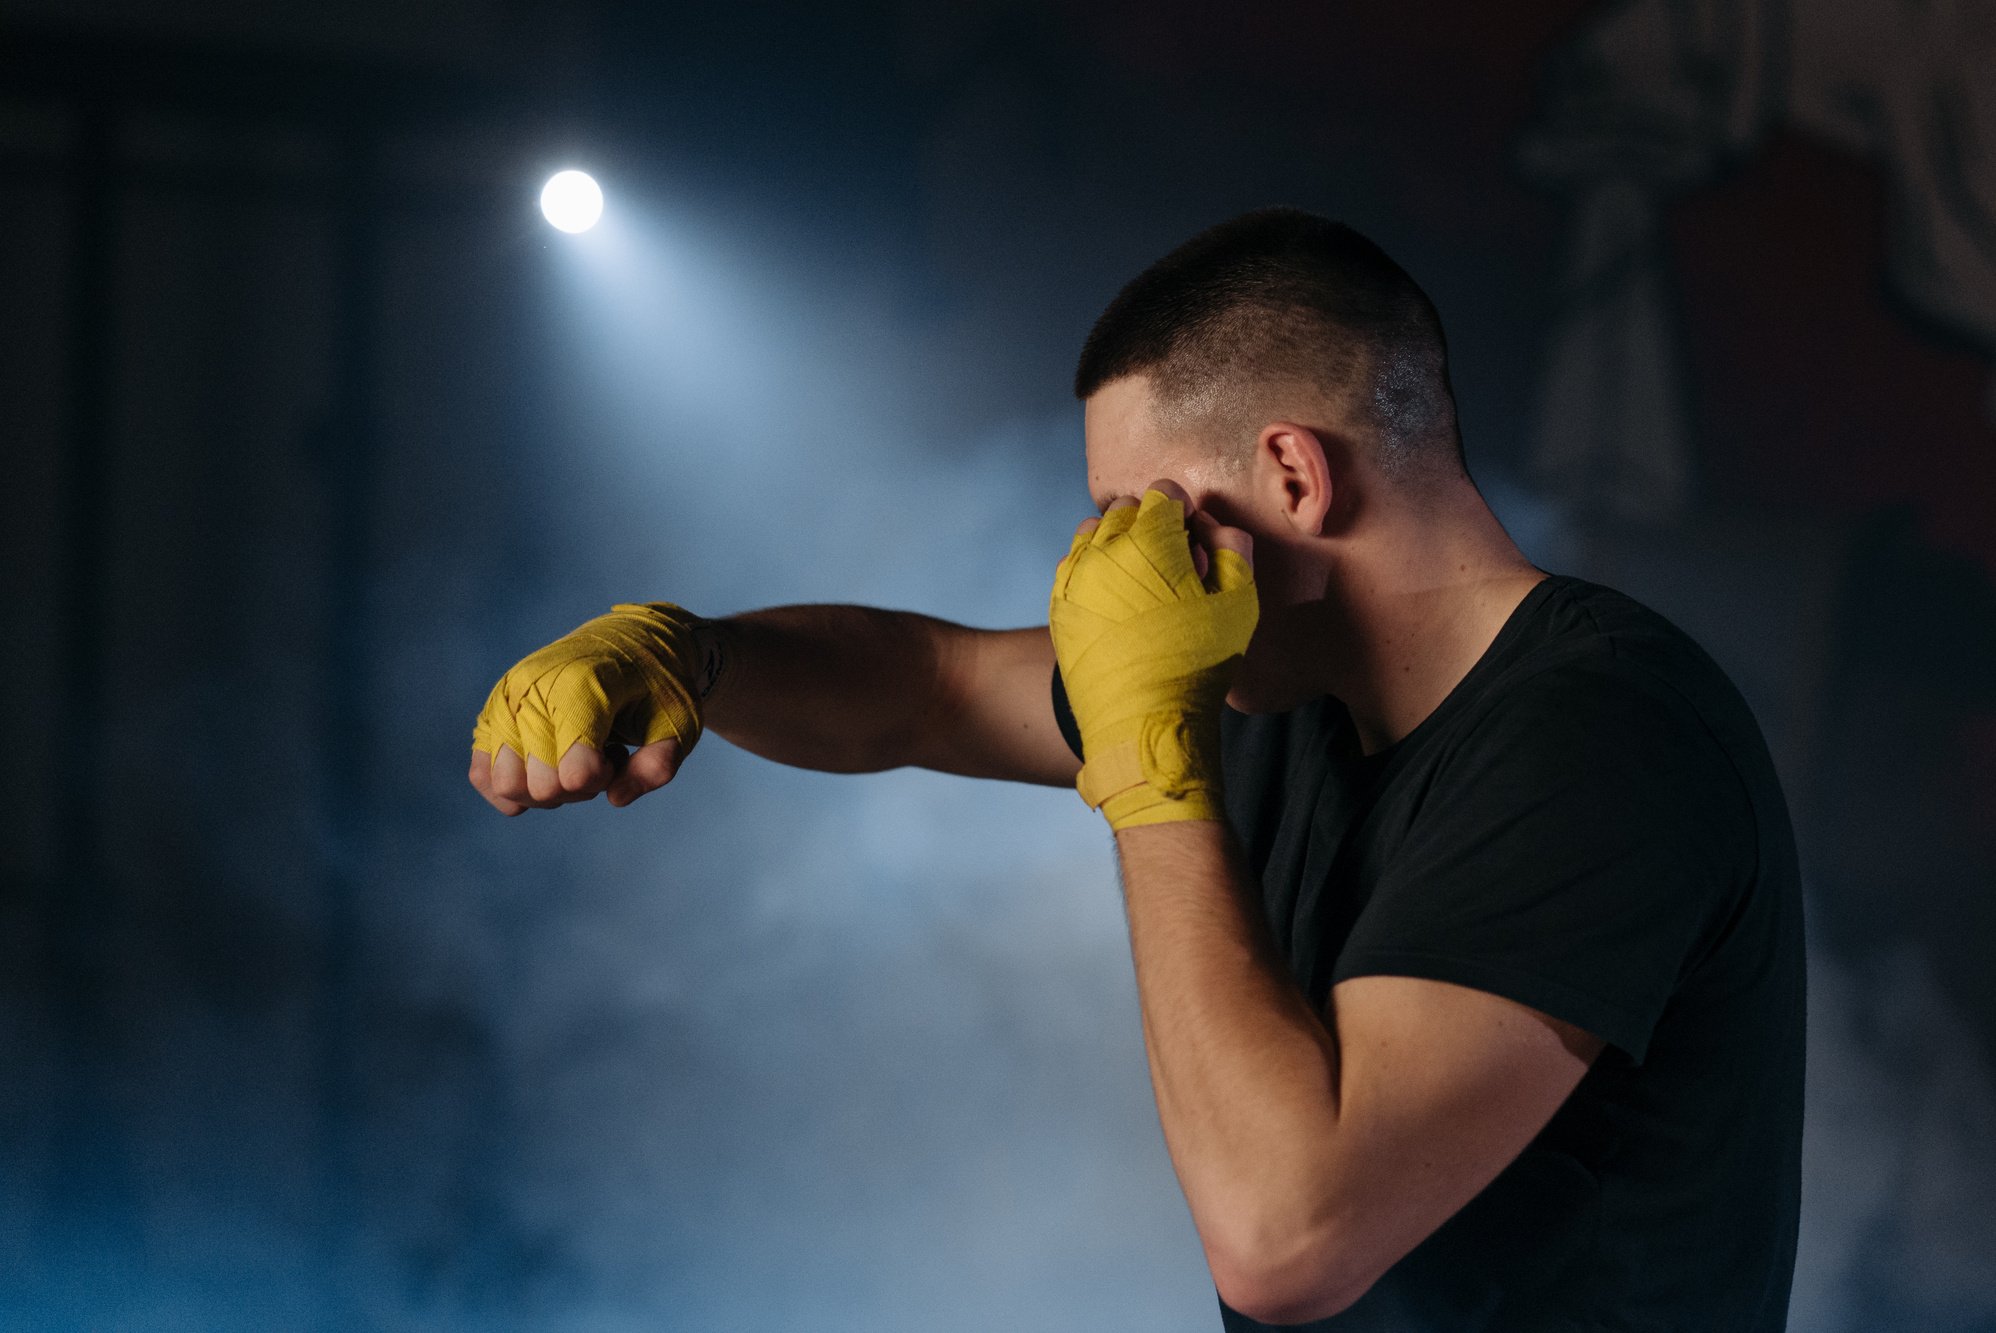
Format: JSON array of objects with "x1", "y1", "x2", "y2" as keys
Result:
[{"x1": 607, "y1": 738, "x2": 683, "y2": 807}]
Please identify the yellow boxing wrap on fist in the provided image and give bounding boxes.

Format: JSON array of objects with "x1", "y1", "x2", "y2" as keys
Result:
[
  {"x1": 1048, "y1": 489, "x2": 1258, "y2": 831},
  {"x1": 471, "y1": 601, "x2": 706, "y2": 770}
]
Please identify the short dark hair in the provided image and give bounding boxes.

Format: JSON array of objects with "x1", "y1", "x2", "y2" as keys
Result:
[{"x1": 1074, "y1": 207, "x2": 1464, "y2": 484}]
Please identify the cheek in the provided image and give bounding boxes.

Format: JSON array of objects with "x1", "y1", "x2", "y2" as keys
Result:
[{"x1": 1189, "y1": 491, "x2": 1253, "y2": 532}]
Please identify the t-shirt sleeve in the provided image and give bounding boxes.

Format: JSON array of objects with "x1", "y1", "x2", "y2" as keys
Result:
[{"x1": 1330, "y1": 662, "x2": 1752, "y2": 1066}]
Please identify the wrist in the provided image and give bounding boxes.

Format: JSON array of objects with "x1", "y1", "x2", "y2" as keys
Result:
[
  {"x1": 1101, "y1": 783, "x2": 1227, "y2": 830},
  {"x1": 1113, "y1": 814, "x2": 1231, "y2": 852},
  {"x1": 1077, "y1": 708, "x2": 1227, "y2": 830},
  {"x1": 689, "y1": 618, "x2": 730, "y2": 703},
  {"x1": 686, "y1": 615, "x2": 752, "y2": 738},
  {"x1": 588, "y1": 602, "x2": 709, "y2": 753}
]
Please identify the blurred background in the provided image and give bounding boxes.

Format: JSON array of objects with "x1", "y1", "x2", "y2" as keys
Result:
[{"x1": 3, "y1": 1, "x2": 1994, "y2": 1328}]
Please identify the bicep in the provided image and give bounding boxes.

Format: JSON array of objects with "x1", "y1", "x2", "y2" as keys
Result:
[
  {"x1": 914, "y1": 623, "x2": 1083, "y2": 787},
  {"x1": 1314, "y1": 974, "x2": 1605, "y2": 1305}
]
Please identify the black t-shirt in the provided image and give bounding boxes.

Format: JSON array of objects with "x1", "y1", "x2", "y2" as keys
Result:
[{"x1": 1051, "y1": 574, "x2": 1806, "y2": 1331}]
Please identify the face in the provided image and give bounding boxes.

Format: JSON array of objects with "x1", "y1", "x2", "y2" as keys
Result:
[
  {"x1": 1080, "y1": 375, "x2": 1318, "y2": 713},
  {"x1": 1081, "y1": 374, "x2": 1240, "y2": 518}
]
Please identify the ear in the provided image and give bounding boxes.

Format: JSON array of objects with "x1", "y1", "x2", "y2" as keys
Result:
[{"x1": 1255, "y1": 421, "x2": 1335, "y2": 537}]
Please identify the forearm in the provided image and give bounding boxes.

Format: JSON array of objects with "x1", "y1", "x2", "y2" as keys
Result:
[
  {"x1": 694, "y1": 603, "x2": 959, "y2": 773},
  {"x1": 1115, "y1": 819, "x2": 1346, "y2": 1295}
]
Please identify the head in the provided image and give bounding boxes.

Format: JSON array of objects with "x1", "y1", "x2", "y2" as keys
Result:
[{"x1": 1075, "y1": 207, "x2": 1476, "y2": 710}]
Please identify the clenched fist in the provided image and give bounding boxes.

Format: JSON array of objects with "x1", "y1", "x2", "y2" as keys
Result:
[
  {"x1": 1050, "y1": 481, "x2": 1256, "y2": 830},
  {"x1": 469, "y1": 601, "x2": 712, "y2": 815}
]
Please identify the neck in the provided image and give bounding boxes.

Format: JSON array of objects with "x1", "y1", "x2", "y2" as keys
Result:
[{"x1": 1279, "y1": 490, "x2": 1546, "y2": 755}]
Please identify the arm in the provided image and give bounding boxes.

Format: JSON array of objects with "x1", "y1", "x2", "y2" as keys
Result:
[
  {"x1": 1114, "y1": 820, "x2": 1603, "y2": 1324},
  {"x1": 700, "y1": 607, "x2": 1079, "y2": 786},
  {"x1": 472, "y1": 603, "x2": 1080, "y2": 815},
  {"x1": 1048, "y1": 484, "x2": 1646, "y2": 1323}
]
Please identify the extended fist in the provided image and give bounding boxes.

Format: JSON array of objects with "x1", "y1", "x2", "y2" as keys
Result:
[{"x1": 469, "y1": 601, "x2": 708, "y2": 815}]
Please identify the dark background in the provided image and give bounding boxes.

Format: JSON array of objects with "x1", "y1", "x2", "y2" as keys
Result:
[{"x1": 4, "y1": 1, "x2": 1994, "y2": 1329}]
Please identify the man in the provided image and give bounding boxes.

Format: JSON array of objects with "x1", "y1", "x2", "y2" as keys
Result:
[{"x1": 469, "y1": 208, "x2": 1806, "y2": 1329}]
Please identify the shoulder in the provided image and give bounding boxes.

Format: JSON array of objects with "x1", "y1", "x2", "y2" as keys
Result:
[
  {"x1": 1438, "y1": 633, "x2": 1755, "y2": 852},
  {"x1": 1487, "y1": 653, "x2": 1715, "y2": 752},
  {"x1": 1468, "y1": 576, "x2": 1756, "y2": 776}
]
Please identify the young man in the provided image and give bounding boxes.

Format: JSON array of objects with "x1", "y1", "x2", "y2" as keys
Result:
[{"x1": 470, "y1": 209, "x2": 1806, "y2": 1330}]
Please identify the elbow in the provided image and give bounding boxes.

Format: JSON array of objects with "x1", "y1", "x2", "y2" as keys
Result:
[
  {"x1": 1214, "y1": 1271, "x2": 1365, "y2": 1327},
  {"x1": 1207, "y1": 1220, "x2": 1371, "y2": 1326}
]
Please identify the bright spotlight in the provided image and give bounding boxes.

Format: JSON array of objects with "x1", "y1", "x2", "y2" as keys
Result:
[{"x1": 540, "y1": 170, "x2": 603, "y2": 233}]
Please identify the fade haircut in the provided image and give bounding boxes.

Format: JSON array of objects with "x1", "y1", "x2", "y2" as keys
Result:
[{"x1": 1074, "y1": 207, "x2": 1465, "y2": 486}]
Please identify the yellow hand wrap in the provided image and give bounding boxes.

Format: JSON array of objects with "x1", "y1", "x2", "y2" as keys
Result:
[
  {"x1": 1048, "y1": 490, "x2": 1258, "y2": 830},
  {"x1": 471, "y1": 601, "x2": 706, "y2": 768}
]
